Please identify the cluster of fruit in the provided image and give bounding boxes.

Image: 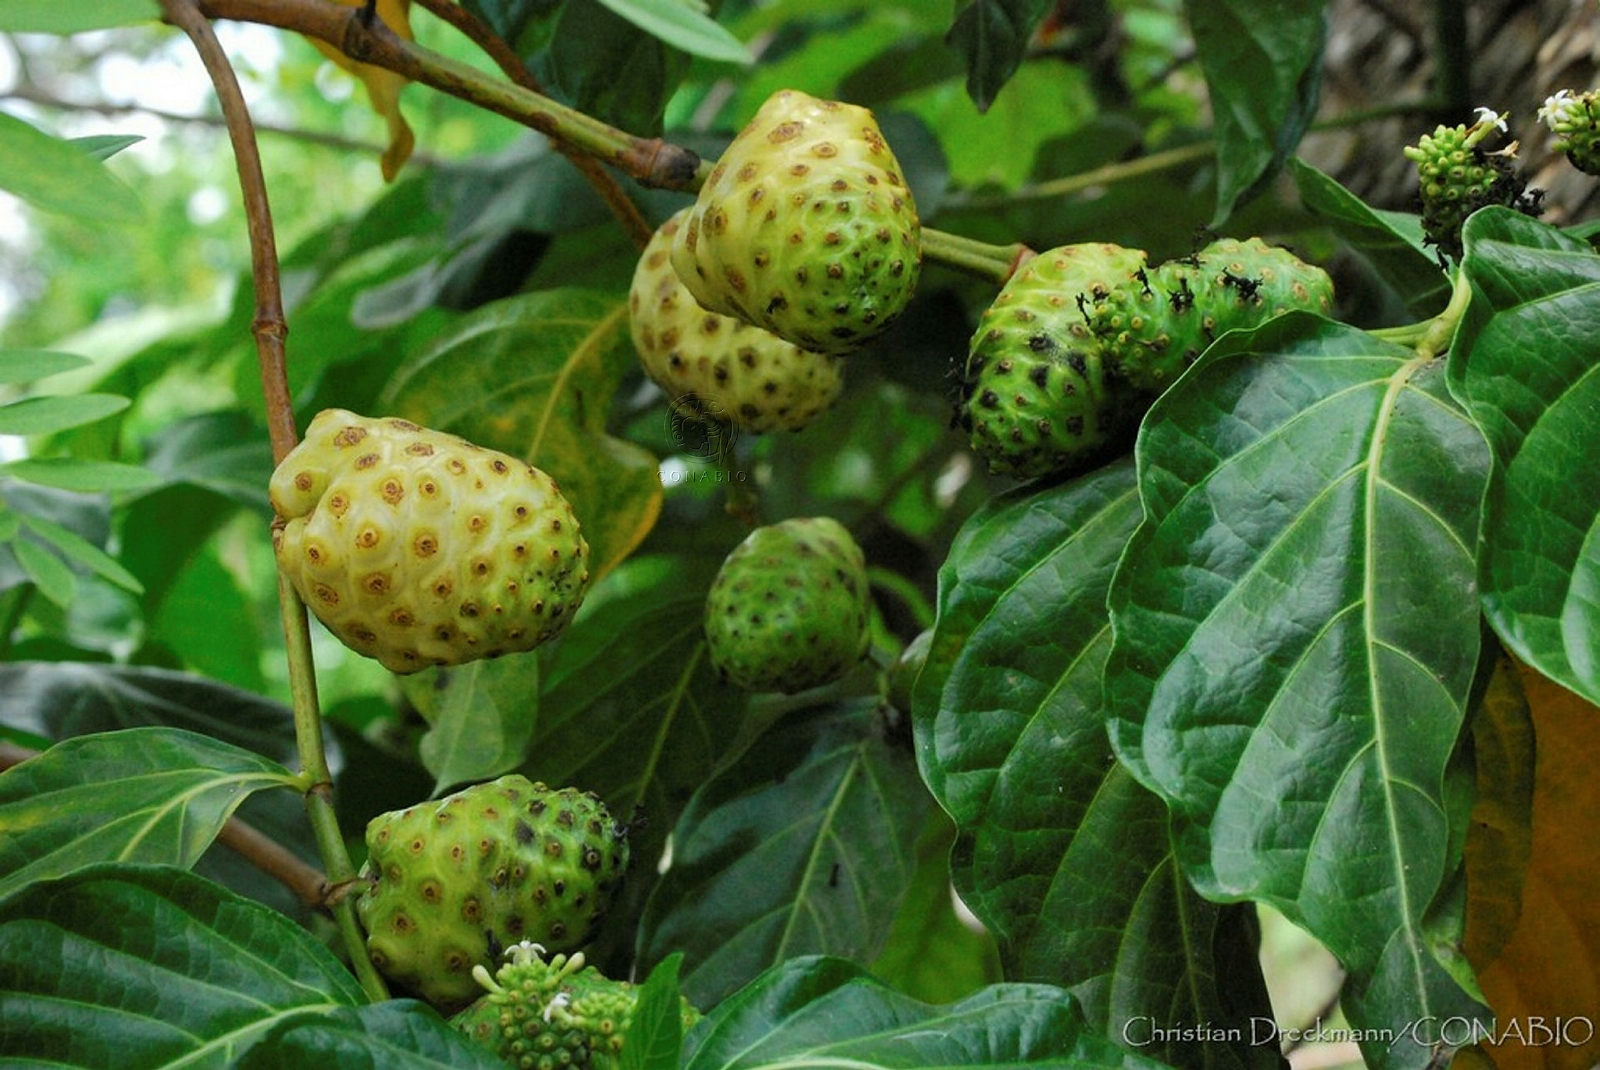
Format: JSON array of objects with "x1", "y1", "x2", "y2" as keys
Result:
[
  {"x1": 952, "y1": 237, "x2": 1334, "y2": 480},
  {"x1": 1404, "y1": 107, "x2": 1543, "y2": 261}
]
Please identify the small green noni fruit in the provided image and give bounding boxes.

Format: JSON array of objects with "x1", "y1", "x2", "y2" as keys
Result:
[
  {"x1": 956, "y1": 243, "x2": 1149, "y2": 480},
  {"x1": 672, "y1": 88, "x2": 921, "y2": 354},
  {"x1": 705, "y1": 517, "x2": 870, "y2": 693},
  {"x1": 452, "y1": 943, "x2": 700, "y2": 1070},
  {"x1": 355, "y1": 775, "x2": 629, "y2": 1011},
  {"x1": 271, "y1": 410, "x2": 590, "y2": 674},
  {"x1": 1403, "y1": 109, "x2": 1541, "y2": 260},
  {"x1": 1089, "y1": 238, "x2": 1334, "y2": 393},
  {"x1": 631, "y1": 209, "x2": 844, "y2": 433}
]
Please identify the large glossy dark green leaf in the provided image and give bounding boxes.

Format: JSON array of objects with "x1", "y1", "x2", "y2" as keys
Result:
[
  {"x1": 638, "y1": 701, "x2": 930, "y2": 1008},
  {"x1": 529, "y1": 0, "x2": 693, "y2": 136},
  {"x1": 0, "y1": 662, "x2": 303, "y2": 763},
  {"x1": 912, "y1": 460, "x2": 1276, "y2": 1070},
  {"x1": 380, "y1": 290, "x2": 662, "y2": 583},
  {"x1": 238, "y1": 1001, "x2": 508, "y2": 1069},
  {"x1": 0, "y1": 864, "x2": 364, "y2": 1068},
  {"x1": 1186, "y1": 0, "x2": 1325, "y2": 220},
  {"x1": 0, "y1": 728, "x2": 300, "y2": 901},
  {"x1": 524, "y1": 552, "x2": 749, "y2": 972},
  {"x1": 1106, "y1": 315, "x2": 1493, "y2": 1069},
  {"x1": 946, "y1": 0, "x2": 1053, "y2": 111},
  {"x1": 1289, "y1": 158, "x2": 1450, "y2": 319},
  {"x1": 1450, "y1": 210, "x2": 1600, "y2": 707},
  {"x1": 0, "y1": 664, "x2": 325, "y2": 917},
  {"x1": 682, "y1": 956, "x2": 1172, "y2": 1070}
]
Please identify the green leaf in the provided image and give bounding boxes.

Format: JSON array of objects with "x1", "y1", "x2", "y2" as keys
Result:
[
  {"x1": 0, "y1": 457, "x2": 162, "y2": 492},
  {"x1": 0, "y1": 864, "x2": 365, "y2": 1068},
  {"x1": 73, "y1": 134, "x2": 144, "y2": 161},
  {"x1": 0, "y1": 663, "x2": 303, "y2": 763},
  {"x1": 0, "y1": 393, "x2": 130, "y2": 436},
  {"x1": 0, "y1": 349, "x2": 92, "y2": 385},
  {"x1": 1186, "y1": 0, "x2": 1325, "y2": 221},
  {"x1": 381, "y1": 290, "x2": 662, "y2": 584},
  {"x1": 638, "y1": 701, "x2": 931, "y2": 1008},
  {"x1": 1106, "y1": 315, "x2": 1494, "y2": 1069},
  {"x1": 402, "y1": 655, "x2": 540, "y2": 794},
  {"x1": 868, "y1": 810, "x2": 1003, "y2": 1004},
  {"x1": 0, "y1": 111, "x2": 142, "y2": 224},
  {"x1": 945, "y1": 0, "x2": 1053, "y2": 111},
  {"x1": 0, "y1": 0, "x2": 158, "y2": 33},
  {"x1": 239, "y1": 1001, "x2": 510, "y2": 1069},
  {"x1": 139, "y1": 411, "x2": 274, "y2": 508},
  {"x1": 12, "y1": 537, "x2": 77, "y2": 607},
  {"x1": 682, "y1": 956, "x2": 1171, "y2": 1070},
  {"x1": 1289, "y1": 158, "x2": 1451, "y2": 318},
  {"x1": 18, "y1": 514, "x2": 143, "y2": 594},
  {"x1": 150, "y1": 544, "x2": 266, "y2": 695},
  {"x1": 591, "y1": 0, "x2": 752, "y2": 63},
  {"x1": 0, "y1": 727, "x2": 299, "y2": 902},
  {"x1": 1451, "y1": 210, "x2": 1600, "y2": 707},
  {"x1": 524, "y1": 552, "x2": 750, "y2": 968},
  {"x1": 913, "y1": 460, "x2": 1274, "y2": 1070},
  {"x1": 622, "y1": 954, "x2": 690, "y2": 1070},
  {"x1": 529, "y1": 0, "x2": 693, "y2": 136}
]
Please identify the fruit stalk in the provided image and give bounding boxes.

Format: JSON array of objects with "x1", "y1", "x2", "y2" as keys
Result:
[{"x1": 162, "y1": 0, "x2": 388, "y2": 1001}]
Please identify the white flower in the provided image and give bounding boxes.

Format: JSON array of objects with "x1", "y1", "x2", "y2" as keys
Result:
[
  {"x1": 1539, "y1": 89, "x2": 1582, "y2": 129},
  {"x1": 506, "y1": 940, "x2": 547, "y2": 964},
  {"x1": 543, "y1": 992, "x2": 572, "y2": 1023},
  {"x1": 1473, "y1": 106, "x2": 1509, "y2": 133}
]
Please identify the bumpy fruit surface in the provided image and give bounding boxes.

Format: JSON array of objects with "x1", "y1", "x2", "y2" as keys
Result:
[
  {"x1": 271, "y1": 410, "x2": 590, "y2": 674},
  {"x1": 1090, "y1": 238, "x2": 1334, "y2": 393},
  {"x1": 355, "y1": 775, "x2": 629, "y2": 1011},
  {"x1": 452, "y1": 944, "x2": 700, "y2": 1070},
  {"x1": 631, "y1": 209, "x2": 844, "y2": 433},
  {"x1": 956, "y1": 243, "x2": 1149, "y2": 480},
  {"x1": 672, "y1": 89, "x2": 920, "y2": 354},
  {"x1": 705, "y1": 517, "x2": 870, "y2": 694},
  {"x1": 1403, "y1": 111, "x2": 1541, "y2": 260}
]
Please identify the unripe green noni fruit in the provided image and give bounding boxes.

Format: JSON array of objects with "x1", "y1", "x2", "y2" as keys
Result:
[
  {"x1": 672, "y1": 89, "x2": 921, "y2": 354},
  {"x1": 271, "y1": 410, "x2": 589, "y2": 673},
  {"x1": 355, "y1": 775, "x2": 630, "y2": 1012},
  {"x1": 1089, "y1": 237, "x2": 1334, "y2": 393},
  {"x1": 452, "y1": 943, "x2": 701, "y2": 1070},
  {"x1": 705, "y1": 516, "x2": 871, "y2": 694},
  {"x1": 956, "y1": 243, "x2": 1149, "y2": 480},
  {"x1": 631, "y1": 208, "x2": 844, "y2": 433}
]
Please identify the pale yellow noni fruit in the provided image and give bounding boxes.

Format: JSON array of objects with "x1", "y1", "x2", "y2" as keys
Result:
[
  {"x1": 270, "y1": 410, "x2": 589, "y2": 673},
  {"x1": 630, "y1": 208, "x2": 844, "y2": 433}
]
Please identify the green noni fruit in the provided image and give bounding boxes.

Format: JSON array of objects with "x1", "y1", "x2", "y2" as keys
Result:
[
  {"x1": 704, "y1": 516, "x2": 871, "y2": 693},
  {"x1": 355, "y1": 775, "x2": 629, "y2": 1011},
  {"x1": 672, "y1": 89, "x2": 921, "y2": 354}
]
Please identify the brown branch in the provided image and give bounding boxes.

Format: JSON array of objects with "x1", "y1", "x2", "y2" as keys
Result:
[
  {"x1": 0, "y1": 741, "x2": 330, "y2": 910},
  {"x1": 411, "y1": 0, "x2": 653, "y2": 248},
  {"x1": 161, "y1": 0, "x2": 297, "y2": 465},
  {"x1": 195, "y1": 0, "x2": 705, "y2": 190}
]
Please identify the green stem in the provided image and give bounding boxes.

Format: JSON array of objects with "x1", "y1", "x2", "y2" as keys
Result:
[
  {"x1": 920, "y1": 227, "x2": 1029, "y2": 284},
  {"x1": 951, "y1": 140, "x2": 1216, "y2": 211},
  {"x1": 167, "y1": 0, "x2": 386, "y2": 1002},
  {"x1": 866, "y1": 567, "x2": 935, "y2": 632},
  {"x1": 278, "y1": 573, "x2": 389, "y2": 1002},
  {"x1": 715, "y1": 434, "x2": 760, "y2": 527},
  {"x1": 1414, "y1": 268, "x2": 1472, "y2": 358}
]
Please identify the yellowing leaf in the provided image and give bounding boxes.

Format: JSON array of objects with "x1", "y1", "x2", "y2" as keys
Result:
[
  {"x1": 1464, "y1": 660, "x2": 1600, "y2": 1069},
  {"x1": 309, "y1": 0, "x2": 415, "y2": 181},
  {"x1": 379, "y1": 290, "x2": 663, "y2": 584}
]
